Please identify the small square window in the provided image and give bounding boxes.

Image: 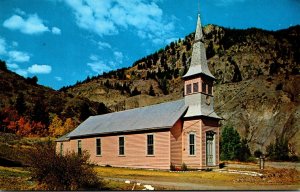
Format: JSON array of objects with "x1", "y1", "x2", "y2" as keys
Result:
[
  {"x1": 193, "y1": 83, "x2": 198, "y2": 93},
  {"x1": 186, "y1": 84, "x2": 192, "y2": 94}
]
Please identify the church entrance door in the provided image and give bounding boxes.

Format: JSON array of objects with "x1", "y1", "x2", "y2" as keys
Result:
[{"x1": 206, "y1": 131, "x2": 215, "y2": 166}]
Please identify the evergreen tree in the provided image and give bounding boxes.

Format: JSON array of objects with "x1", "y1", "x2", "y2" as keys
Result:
[
  {"x1": 79, "y1": 103, "x2": 91, "y2": 121},
  {"x1": 148, "y1": 85, "x2": 155, "y2": 96},
  {"x1": 32, "y1": 100, "x2": 49, "y2": 126},
  {"x1": 97, "y1": 102, "x2": 109, "y2": 115},
  {"x1": 220, "y1": 125, "x2": 241, "y2": 160},
  {"x1": 130, "y1": 87, "x2": 141, "y2": 96},
  {"x1": 15, "y1": 93, "x2": 26, "y2": 115},
  {"x1": 266, "y1": 136, "x2": 289, "y2": 161},
  {"x1": 0, "y1": 60, "x2": 8, "y2": 71},
  {"x1": 237, "y1": 138, "x2": 252, "y2": 161}
]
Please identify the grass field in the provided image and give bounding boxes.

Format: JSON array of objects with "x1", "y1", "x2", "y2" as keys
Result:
[
  {"x1": 94, "y1": 165, "x2": 300, "y2": 190},
  {"x1": 0, "y1": 164, "x2": 299, "y2": 190}
]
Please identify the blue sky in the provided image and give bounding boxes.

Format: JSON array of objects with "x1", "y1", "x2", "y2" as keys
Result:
[{"x1": 0, "y1": 0, "x2": 299, "y2": 90}]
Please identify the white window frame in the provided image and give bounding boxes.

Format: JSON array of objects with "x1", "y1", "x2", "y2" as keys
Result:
[
  {"x1": 119, "y1": 136, "x2": 125, "y2": 156},
  {"x1": 96, "y1": 138, "x2": 101, "y2": 156},
  {"x1": 60, "y1": 142, "x2": 63, "y2": 156},
  {"x1": 189, "y1": 133, "x2": 196, "y2": 156},
  {"x1": 77, "y1": 140, "x2": 82, "y2": 155},
  {"x1": 146, "y1": 134, "x2": 155, "y2": 156}
]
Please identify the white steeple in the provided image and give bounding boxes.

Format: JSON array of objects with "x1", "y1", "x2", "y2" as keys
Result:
[
  {"x1": 183, "y1": 13, "x2": 220, "y2": 119},
  {"x1": 183, "y1": 14, "x2": 215, "y2": 79}
]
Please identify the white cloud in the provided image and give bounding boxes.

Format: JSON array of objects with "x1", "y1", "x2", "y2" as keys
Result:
[
  {"x1": 8, "y1": 50, "x2": 30, "y2": 62},
  {"x1": 14, "y1": 8, "x2": 26, "y2": 16},
  {"x1": 89, "y1": 54, "x2": 98, "y2": 61},
  {"x1": 51, "y1": 27, "x2": 61, "y2": 35},
  {"x1": 64, "y1": 0, "x2": 175, "y2": 45},
  {"x1": 27, "y1": 64, "x2": 52, "y2": 74},
  {"x1": 98, "y1": 41, "x2": 111, "y2": 50},
  {"x1": 3, "y1": 14, "x2": 49, "y2": 34},
  {"x1": 87, "y1": 52, "x2": 125, "y2": 74},
  {"x1": 55, "y1": 76, "x2": 62, "y2": 81},
  {"x1": 87, "y1": 61, "x2": 112, "y2": 74},
  {"x1": 7, "y1": 63, "x2": 19, "y2": 69},
  {"x1": 0, "y1": 37, "x2": 6, "y2": 55},
  {"x1": 113, "y1": 51, "x2": 123, "y2": 64},
  {"x1": 12, "y1": 41, "x2": 18, "y2": 47}
]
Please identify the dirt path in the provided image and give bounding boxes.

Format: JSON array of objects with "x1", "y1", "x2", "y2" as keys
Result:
[{"x1": 103, "y1": 177, "x2": 299, "y2": 190}]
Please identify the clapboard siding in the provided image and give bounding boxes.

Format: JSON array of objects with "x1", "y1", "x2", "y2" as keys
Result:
[
  {"x1": 181, "y1": 119, "x2": 201, "y2": 169},
  {"x1": 62, "y1": 130, "x2": 171, "y2": 169},
  {"x1": 170, "y1": 119, "x2": 183, "y2": 166},
  {"x1": 56, "y1": 141, "x2": 71, "y2": 155}
]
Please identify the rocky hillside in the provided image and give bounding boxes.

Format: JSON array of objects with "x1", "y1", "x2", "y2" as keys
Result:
[{"x1": 65, "y1": 25, "x2": 300, "y2": 154}]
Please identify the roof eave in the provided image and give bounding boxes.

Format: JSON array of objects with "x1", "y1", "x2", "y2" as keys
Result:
[{"x1": 67, "y1": 126, "x2": 173, "y2": 139}]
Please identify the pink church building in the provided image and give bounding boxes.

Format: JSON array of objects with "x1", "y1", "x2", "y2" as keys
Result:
[{"x1": 56, "y1": 14, "x2": 221, "y2": 170}]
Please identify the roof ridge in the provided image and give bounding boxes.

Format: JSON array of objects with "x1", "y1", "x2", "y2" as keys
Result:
[{"x1": 90, "y1": 98, "x2": 184, "y2": 118}]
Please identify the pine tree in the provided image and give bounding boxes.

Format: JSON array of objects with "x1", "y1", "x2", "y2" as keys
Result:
[
  {"x1": 15, "y1": 93, "x2": 26, "y2": 115},
  {"x1": 220, "y1": 125, "x2": 241, "y2": 160},
  {"x1": 80, "y1": 103, "x2": 91, "y2": 121},
  {"x1": 148, "y1": 85, "x2": 155, "y2": 96}
]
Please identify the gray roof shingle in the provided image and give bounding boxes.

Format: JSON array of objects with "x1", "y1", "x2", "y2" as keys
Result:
[{"x1": 66, "y1": 99, "x2": 187, "y2": 138}]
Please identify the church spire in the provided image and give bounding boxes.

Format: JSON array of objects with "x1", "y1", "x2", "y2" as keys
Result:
[{"x1": 183, "y1": 14, "x2": 215, "y2": 79}]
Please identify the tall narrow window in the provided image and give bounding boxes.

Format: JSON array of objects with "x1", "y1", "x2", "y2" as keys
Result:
[
  {"x1": 193, "y1": 82, "x2": 199, "y2": 93},
  {"x1": 60, "y1": 143, "x2": 63, "y2": 156},
  {"x1": 186, "y1": 84, "x2": 192, "y2": 94},
  {"x1": 78, "y1": 140, "x2": 82, "y2": 155},
  {"x1": 119, "y1": 137, "x2": 125, "y2": 155},
  {"x1": 202, "y1": 82, "x2": 206, "y2": 93},
  {"x1": 189, "y1": 133, "x2": 195, "y2": 155},
  {"x1": 96, "y1": 138, "x2": 101, "y2": 156},
  {"x1": 147, "y1": 134, "x2": 154, "y2": 155},
  {"x1": 208, "y1": 84, "x2": 212, "y2": 95}
]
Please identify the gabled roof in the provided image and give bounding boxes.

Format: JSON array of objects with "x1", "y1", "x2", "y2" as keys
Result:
[
  {"x1": 66, "y1": 99, "x2": 188, "y2": 138},
  {"x1": 183, "y1": 14, "x2": 215, "y2": 79}
]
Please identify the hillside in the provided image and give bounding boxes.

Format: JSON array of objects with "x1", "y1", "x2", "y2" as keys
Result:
[
  {"x1": 63, "y1": 24, "x2": 300, "y2": 154},
  {"x1": 0, "y1": 62, "x2": 109, "y2": 137}
]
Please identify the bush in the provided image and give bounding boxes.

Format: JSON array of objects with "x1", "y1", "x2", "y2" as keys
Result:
[
  {"x1": 219, "y1": 162, "x2": 226, "y2": 169},
  {"x1": 26, "y1": 141, "x2": 102, "y2": 190},
  {"x1": 266, "y1": 136, "x2": 289, "y2": 161},
  {"x1": 170, "y1": 163, "x2": 176, "y2": 171},
  {"x1": 290, "y1": 155, "x2": 299, "y2": 162},
  {"x1": 181, "y1": 162, "x2": 188, "y2": 171},
  {"x1": 254, "y1": 149, "x2": 263, "y2": 158}
]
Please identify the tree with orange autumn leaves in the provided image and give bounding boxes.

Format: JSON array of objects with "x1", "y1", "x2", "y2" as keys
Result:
[
  {"x1": 49, "y1": 115, "x2": 76, "y2": 137},
  {"x1": 0, "y1": 107, "x2": 76, "y2": 137}
]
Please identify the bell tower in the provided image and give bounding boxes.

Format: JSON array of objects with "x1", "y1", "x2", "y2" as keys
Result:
[{"x1": 183, "y1": 14, "x2": 220, "y2": 119}]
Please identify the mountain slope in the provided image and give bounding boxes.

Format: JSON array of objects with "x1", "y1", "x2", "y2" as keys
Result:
[
  {"x1": 65, "y1": 25, "x2": 300, "y2": 154},
  {"x1": 0, "y1": 62, "x2": 109, "y2": 136}
]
